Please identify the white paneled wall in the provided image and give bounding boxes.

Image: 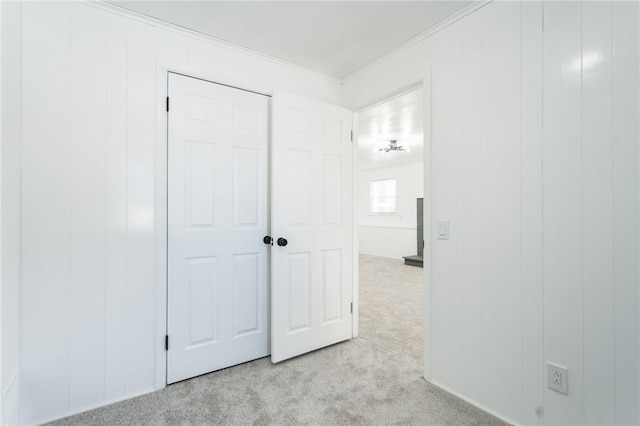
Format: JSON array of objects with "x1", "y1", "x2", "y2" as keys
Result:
[
  {"x1": 358, "y1": 162, "x2": 423, "y2": 259},
  {"x1": 543, "y1": 4, "x2": 585, "y2": 423},
  {"x1": 7, "y1": 0, "x2": 639, "y2": 424},
  {"x1": 519, "y1": 4, "x2": 544, "y2": 425},
  {"x1": 344, "y1": 1, "x2": 639, "y2": 425},
  {"x1": 16, "y1": 1, "x2": 342, "y2": 424},
  {"x1": 610, "y1": 6, "x2": 640, "y2": 424},
  {"x1": 1, "y1": 1, "x2": 22, "y2": 424}
]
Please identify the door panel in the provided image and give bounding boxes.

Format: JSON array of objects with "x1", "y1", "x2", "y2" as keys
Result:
[
  {"x1": 287, "y1": 252, "x2": 312, "y2": 333},
  {"x1": 185, "y1": 256, "x2": 218, "y2": 346},
  {"x1": 271, "y1": 91, "x2": 353, "y2": 363},
  {"x1": 185, "y1": 141, "x2": 216, "y2": 228},
  {"x1": 167, "y1": 73, "x2": 269, "y2": 384},
  {"x1": 232, "y1": 252, "x2": 261, "y2": 337},
  {"x1": 322, "y1": 249, "x2": 343, "y2": 324}
]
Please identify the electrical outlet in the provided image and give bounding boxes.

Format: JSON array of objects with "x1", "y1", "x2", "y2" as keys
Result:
[{"x1": 547, "y1": 362, "x2": 568, "y2": 395}]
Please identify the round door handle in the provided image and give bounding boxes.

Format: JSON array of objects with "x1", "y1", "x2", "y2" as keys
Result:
[
  {"x1": 277, "y1": 237, "x2": 288, "y2": 247},
  {"x1": 263, "y1": 236, "x2": 273, "y2": 245}
]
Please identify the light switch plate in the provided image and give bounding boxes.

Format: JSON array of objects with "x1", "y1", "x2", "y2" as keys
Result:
[{"x1": 437, "y1": 221, "x2": 449, "y2": 240}]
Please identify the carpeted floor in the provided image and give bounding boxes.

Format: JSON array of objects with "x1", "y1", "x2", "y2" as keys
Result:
[
  {"x1": 49, "y1": 254, "x2": 506, "y2": 426},
  {"x1": 358, "y1": 253, "x2": 423, "y2": 368}
]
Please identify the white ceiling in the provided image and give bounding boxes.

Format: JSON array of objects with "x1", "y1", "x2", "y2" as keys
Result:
[
  {"x1": 108, "y1": 1, "x2": 472, "y2": 78},
  {"x1": 357, "y1": 86, "x2": 423, "y2": 170},
  {"x1": 109, "y1": 1, "x2": 439, "y2": 170}
]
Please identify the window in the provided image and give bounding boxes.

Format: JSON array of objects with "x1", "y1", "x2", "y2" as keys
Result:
[{"x1": 370, "y1": 179, "x2": 396, "y2": 214}]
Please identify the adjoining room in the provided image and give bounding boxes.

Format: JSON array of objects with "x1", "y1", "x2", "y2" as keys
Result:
[{"x1": 355, "y1": 87, "x2": 425, "y2": 367}]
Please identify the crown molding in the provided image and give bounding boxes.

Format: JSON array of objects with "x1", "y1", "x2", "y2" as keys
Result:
[
  {"x1": 343, "y1": 0, "x2": 493, "y2": 83},
  {"x1": 83, "y1": 0, "x2": 343, "y2": 84},
  {"x1": 83, "y1": 0, "x2": 492, "y2": 86}
]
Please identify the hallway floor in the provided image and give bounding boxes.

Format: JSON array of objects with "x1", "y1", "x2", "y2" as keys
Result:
[
  {"x1": 358, "y1": 253, "x2": 423, "y2": 368},
  {"x1": 49, "y1": 254, "x2": 505, "y2": 426}
]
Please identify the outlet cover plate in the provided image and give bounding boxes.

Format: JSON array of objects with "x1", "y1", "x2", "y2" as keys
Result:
[{"x1": 547, "y1": 362, "x2": 568, "y2": 395}]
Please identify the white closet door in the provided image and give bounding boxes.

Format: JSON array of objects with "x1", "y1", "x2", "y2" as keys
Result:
[
  {"x1": 270, "y1": 90, "x2": 353, "y2": 363},
  {"x1": 167, "y1": 73, "x2": 269, "y2": 384}
]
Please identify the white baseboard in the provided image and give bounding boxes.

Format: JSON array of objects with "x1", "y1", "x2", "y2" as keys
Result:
[
  {"x1": 426, "y1": 378, "x2": 519, "y2": 426},
  {"x1": 2, "y1": 368, "x2": 20, "y2": 426},
  {"x1": 33, "y1": 387, "x2": 155, "y2": 425}
]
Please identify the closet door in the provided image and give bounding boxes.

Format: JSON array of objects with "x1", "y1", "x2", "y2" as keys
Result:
[
  {"x1": 271, "y1": 90, "x2": 354, "y2": 363},
  {"x1": 167, "y1": 73, "x2": 269, "y2": 383}
]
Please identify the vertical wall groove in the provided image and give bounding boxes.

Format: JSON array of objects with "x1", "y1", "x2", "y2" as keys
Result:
[
  {"x1": 609, "y1": 4, "x2": 616, "y2": 424},
  {"x1": 66, "y1": 2, "x2": 73, "y2": 414}
]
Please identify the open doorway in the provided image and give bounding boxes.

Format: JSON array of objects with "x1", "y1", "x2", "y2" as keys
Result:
[{"x1": 355, "y1": 86, "x2": 425, "y2": 367}]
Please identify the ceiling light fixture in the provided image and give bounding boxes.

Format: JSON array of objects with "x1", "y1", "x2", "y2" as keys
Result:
[{"x1": 378, "y1": 139, "x2": 406, "y2": 152}]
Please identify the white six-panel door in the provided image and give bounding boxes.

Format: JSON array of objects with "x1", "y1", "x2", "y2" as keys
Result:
[
  {"x1": 167, "y1": 73, "x2": 270, "y2": 383},
  {"x1": 271, "y1": 90, "x2": 353, "y2": 363}
]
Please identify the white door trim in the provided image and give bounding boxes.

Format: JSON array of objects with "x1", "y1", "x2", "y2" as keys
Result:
[
  {"x1": 422, "y1": 69, "x2": 434, "y2": 381},
  {"x1": 352, "y1": 115, "x2": 360, "y2": 338}
]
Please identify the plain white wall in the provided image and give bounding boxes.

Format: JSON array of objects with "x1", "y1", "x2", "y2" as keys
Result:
[
  {"x1": 358, "y1": 162, "x2": 423, "y2": 259},
  {"x1": 1, "y1": 1, "x2": 22, "y2": 425},
  {"x1": 14, "y1": 1, "x2": 342, "y2": 424},
  {"x1": 345, "y1": 1, "x2": 639, "y2": 425}
]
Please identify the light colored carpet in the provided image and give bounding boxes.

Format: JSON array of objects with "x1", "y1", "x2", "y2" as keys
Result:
[
  {"x1": 358, "y1": 254, "x2": 423, "y2": 368},
  {"x1": 48, "y1": 254, "x2": 506, "y2": 426}
]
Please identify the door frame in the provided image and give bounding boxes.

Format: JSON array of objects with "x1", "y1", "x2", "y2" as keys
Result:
[
  {"x1": 350, "y1": 72, "x2": 433, "y2": 381},
  {"x1": 153, "y1": 61, "x2": 359, "y2": 389}
]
